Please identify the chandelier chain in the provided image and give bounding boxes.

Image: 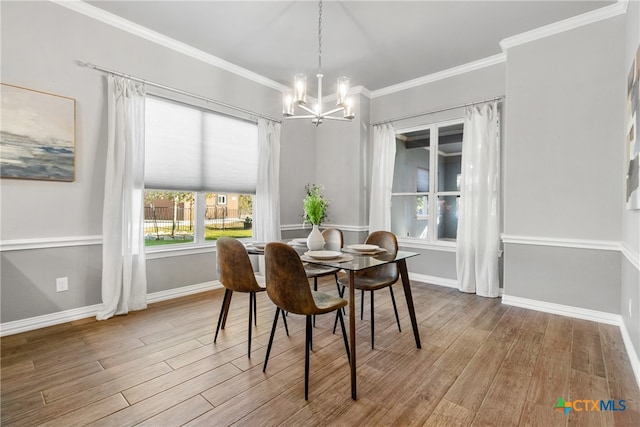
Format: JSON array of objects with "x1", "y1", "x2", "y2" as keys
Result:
[{"x1": 318, "y1": 0, "x2": 322, "y2": 74}]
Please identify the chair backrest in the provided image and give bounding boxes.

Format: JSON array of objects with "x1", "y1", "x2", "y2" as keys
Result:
[
  {"x1": 217, "y1": 237, "x2": 262, "y2": 293},
  {"x1": 265, "y1": 242, "x2": 318, "y2": 316},
  {"x1": 358, "y1": 231, "x2": 399, "y2": 281},
  {"x1": 322, "y1": 228, "x2": 343, "y2": 251}
]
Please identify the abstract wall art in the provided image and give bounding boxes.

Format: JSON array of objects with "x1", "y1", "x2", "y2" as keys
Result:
[{"x1": 1, "y1": 84, "x2": 76, "y2": 182}]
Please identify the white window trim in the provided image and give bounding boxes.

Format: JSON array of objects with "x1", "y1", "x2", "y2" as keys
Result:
[
  {"x1": 392, "y1": 117, "x2": 464, "y2": 246},
  {"x1": 144, "y1": 190, "x2": 255, "y2": 254}
]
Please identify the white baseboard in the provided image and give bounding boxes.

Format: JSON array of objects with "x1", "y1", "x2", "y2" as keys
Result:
[
  {"x1": 501, "y1": 295, "x2": 622, "y2": 325},
  {"x1": 502, "y1": 294, "x2": 640, "y2": 389},
  {"x1": 146, "y1": 280, "x2": 222, "y2": 304},
  {"x1": 0, "y1": 281, "x2": 223, "y2": 337},
  {"x1": 409, "y1": 273, "x2": 458, "y2": 288},
  {"x1": 619, "y1": 320, "x2": 640, "y2": 390},
  {"x1": 0, "y1": 303, "x2": 104, "y2": 337}
]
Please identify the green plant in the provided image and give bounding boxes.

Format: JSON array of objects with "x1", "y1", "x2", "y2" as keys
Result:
[{"x1": 303, "y1": 184, "x2": 329, "y2": 225}]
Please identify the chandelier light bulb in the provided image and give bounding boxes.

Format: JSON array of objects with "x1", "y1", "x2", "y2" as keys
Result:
[
  {"x1": 343, "y1": 97, "x2": 355, "y2": 119},
  {"x1": 283, "y1": 90, "x2": 295, "y2": 116},
  {"x1": 294, "y1": 74, "x2": 307, "y2": 105},
  {"x1": 336, "y1": 76, "x2": 350, "y2": 106}
]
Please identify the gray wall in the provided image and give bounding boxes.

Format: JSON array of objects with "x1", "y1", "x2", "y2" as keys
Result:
[
  {"x1": 622, "y1": 0, "x2": 640, "y2": 358},
  {"x1": 502, "y1": 13, "x2": 625, "y2": 313},
  {"x1": 1, "y1": 246, "x2": 102, "y2": 321}
]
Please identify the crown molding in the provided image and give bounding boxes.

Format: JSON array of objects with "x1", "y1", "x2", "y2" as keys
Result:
[
  {"x1": 500, "y1": 0, "x2": 628, "y2": 51},
  {"x1": 371, "y1": 0, "x2": 626, "y2": 98},
  {"x1": 51, "y1": 0, "x2": 286, "y2": 92},
  {"x1": 53, "y1": 0, "x2": 627, "y2": 102},
  {"x1": 319, "y1": 85, "x2": 372, "y2": 104},
  {"x1": 370, "y1": 53, "x2": 506, "y2": 99}
]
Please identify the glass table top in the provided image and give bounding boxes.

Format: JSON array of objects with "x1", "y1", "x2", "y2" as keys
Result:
[{"x1": 245, "y1": 240, "x2": 417, "y2": 272}]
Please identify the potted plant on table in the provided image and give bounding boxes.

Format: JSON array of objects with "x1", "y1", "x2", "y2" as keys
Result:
[{"x1": 303, "y1": 184, "x2": 329, "y2": 250}]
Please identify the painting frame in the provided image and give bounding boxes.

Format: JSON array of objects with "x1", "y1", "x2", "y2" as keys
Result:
[
  {"x1": 625, "y1": 46, "x2": 640, "y2": 210},
  {"x1": 1, "y1": 83, "x2": 76, "y2": 182}
]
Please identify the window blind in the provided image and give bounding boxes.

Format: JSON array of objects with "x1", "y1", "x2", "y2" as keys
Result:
[{"x1": 144, "y1": 96, "x2": 258, "y2": 194}]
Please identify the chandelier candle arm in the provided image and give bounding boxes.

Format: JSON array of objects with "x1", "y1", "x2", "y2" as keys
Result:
[{"x1": 282, "y1": 0, "x2": 355, "y2": 125}]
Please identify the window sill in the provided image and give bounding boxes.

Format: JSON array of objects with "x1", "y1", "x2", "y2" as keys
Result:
[{"x1": 145, "y1": 242, "x2": 219, "y2": 259}]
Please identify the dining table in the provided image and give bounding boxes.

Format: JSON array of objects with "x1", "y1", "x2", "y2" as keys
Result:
[{"x1": 247, "y1": 240, "x2": 421, "y2": 400}]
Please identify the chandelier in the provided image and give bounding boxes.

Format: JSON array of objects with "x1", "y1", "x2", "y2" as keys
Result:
[{"x1": 282, "y1": 0, "x2": 354, "y2": 125}]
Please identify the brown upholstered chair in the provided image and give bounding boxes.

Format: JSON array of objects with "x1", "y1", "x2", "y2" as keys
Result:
[
  {"x1": 215, "y1": 237, "x2": 287, "y2": 357},
  {"x1": 337, "y1": 231, "x2": 401, "y2": 349},
  {"x1": 262, "y1": 242, "x2": 350, "y2": 400}
]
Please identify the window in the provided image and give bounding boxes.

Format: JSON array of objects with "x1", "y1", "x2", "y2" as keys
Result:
[
  {"x1": 390, "y1": 120, "x2": 463, "y2": 243},
  {"x1": 143, "y1": 96, "x2": 258, "y2": 247}
]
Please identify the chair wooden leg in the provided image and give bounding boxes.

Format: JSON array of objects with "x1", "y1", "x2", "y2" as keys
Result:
[
  {"x1": 263, "y1": 308, "x2": 280, "y2": 373},
  {"x1": 337, "y1": 310, "x2": 350, "y2": 364},
  {"x1": 370, "y1": 290, "x2": 375, "y2": 349},
  {"x1": 305, "y1": 315, "x2": 312, "y2": 400},
  {"x1": 214, "y1": 289, "x2": 232, "y2": 343},
  {"x1": 389, "y1": 285, "x2": 401, "y2": 332},
  {"x1": 360, "y1": 289, "x2": 364, "y2": 320}
]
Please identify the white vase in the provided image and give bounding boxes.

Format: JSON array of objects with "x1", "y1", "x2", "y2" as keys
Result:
[{"x1": 307, "y1": 224, "x2": 325, "y2": 250}]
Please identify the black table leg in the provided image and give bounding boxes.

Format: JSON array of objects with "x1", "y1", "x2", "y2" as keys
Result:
[
  {"x1": 397, "y1": 259, "x2": 421, "y2": 349},
  {"x1": 349, "y1": 270, "x2": 357, "y2": 399}
]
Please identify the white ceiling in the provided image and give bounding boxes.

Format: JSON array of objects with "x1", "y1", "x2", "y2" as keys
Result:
[{"x1": 85, "y1": 0, "x2": 616, "y2": 93}]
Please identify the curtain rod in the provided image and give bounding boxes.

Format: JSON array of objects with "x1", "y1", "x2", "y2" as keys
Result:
[
  {"x1": 370, "y1": 95, "x2": 504, "y2": 127},
  {"x1": 76, "y1": 60, "x2": 282, "y2": 124}
]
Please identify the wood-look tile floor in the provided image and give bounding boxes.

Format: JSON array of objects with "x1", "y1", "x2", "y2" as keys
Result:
[{"x1": 2, "y1": 278, "x2": 639, "y2": 426}]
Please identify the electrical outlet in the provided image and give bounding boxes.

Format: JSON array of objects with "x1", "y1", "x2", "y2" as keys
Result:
[{"x1": 56, "y1": 277, "x2": 68, "y2": 292}]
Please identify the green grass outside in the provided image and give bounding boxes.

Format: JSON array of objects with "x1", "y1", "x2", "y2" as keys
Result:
[{"x1": 145, "y1": 227, "x2": 252, "y2": 247}]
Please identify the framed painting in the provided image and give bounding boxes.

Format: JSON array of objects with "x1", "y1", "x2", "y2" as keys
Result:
[
  {"x1": 626, "y1": 46, "x2": 640, "y2": 210},
  {"x1": 1, "y1": 83, "x2": 76, "y2": 182}
]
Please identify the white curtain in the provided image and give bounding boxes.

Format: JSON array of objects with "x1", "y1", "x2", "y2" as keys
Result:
[
  {"x1": 97, "y1": 75, "x2": 148, "y2": 320},
  {"x1": 254, "y1": 118, "x2": 281, "y2": 242},
  {"x1": 456, "y1": 101, "x2": 500, "y2": 297},
  {"x1": 369, "y1": 123, "x2": 396, "y2": 232}
]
